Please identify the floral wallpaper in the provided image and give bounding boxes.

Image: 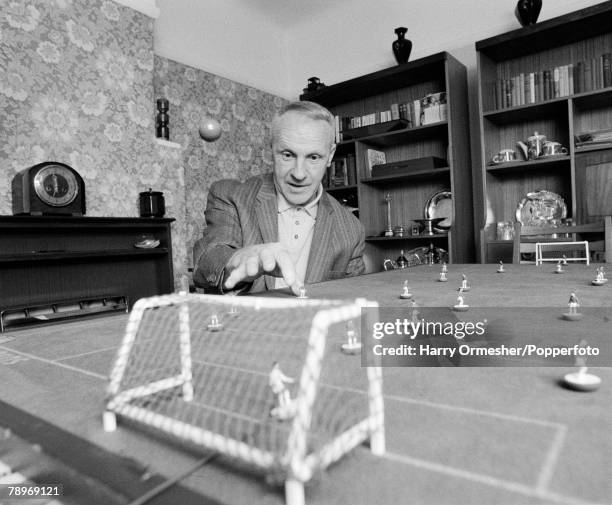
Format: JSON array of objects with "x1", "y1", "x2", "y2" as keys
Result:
[
  {"x1": 153, "y1": 56, "x2": 287, "y2": 266},
  {"x1": 0, "y1": 0, "x2": 157, "y2": 217},
  {"x1": 0, "y1": 0, "x2": 190, "y2": 287},
  {"x1": 0, "y1": 1, "x2": 287, "y2": 290}
]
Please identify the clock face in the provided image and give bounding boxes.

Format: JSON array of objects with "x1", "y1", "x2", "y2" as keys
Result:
[{"x1": 33, "y1": 164, "x2": 79, "y2": 207}]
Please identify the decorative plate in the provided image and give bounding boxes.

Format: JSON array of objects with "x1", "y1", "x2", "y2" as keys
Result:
[
  {"x1": 134, "y1": 239, "x2": 160, "y2": 249},
  {"x1": 424, "y1": 190, "x2": 452, "y2": 231},
  {"x1": 515, "y1": 190, "x2": 567, "y2": 225}
]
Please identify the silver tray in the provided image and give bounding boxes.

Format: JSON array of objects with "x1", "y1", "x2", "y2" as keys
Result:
[
  {"x1": 515, "y1": 190, "x2": 567, "y2": 225},
  {"x1": 425, "y1": 190, "x2": 452, "y2": 231}
]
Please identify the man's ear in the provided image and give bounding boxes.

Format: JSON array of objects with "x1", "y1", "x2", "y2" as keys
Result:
[{"x1": 327, "y1": 143, "x2": 337, "y2": 166}]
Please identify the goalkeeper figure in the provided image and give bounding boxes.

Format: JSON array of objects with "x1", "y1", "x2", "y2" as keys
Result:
[{"x1": 269, "y1": 362, "x2": 295, "y2": 420}]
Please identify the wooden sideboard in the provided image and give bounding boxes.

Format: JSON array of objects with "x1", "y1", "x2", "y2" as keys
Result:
[{"x1": 0, "y1": 216, "x2": 174, "y2": 328}]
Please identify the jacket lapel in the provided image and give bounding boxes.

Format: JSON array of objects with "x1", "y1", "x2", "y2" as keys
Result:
[
  {"x1": 305, "y1": 193, "x2": 334, "y2": 283},
  {"x1": 255, "y1": 174, "x2": 278, "y2": 290}
]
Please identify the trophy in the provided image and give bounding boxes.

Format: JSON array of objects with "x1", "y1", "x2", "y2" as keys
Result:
[{"x1": 383, "y1": 193, "x2": 393, "y2": 237}]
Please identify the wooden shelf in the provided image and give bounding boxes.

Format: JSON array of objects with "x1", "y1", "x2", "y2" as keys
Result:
[
  {"x1": 300, "y1": 52, "x2": 449, "y2": 106},
  {"x1": 326, "y1": 184, "x2": 358, "y2": 193},
  {"x1": 483, "y1": 99, "x2": 567, "y2": 125},
  {"x1": 341, "y1": 119, "x2": 409, "y2": 140},
  {"x1": 486, "y1": 156, "x2": 570, "y2": 175},
  {"x1": 575, "y1": 143, "x2": 612, "y2": 153},
  {"x1": 361, "y1": 167, "x2": 450, "y2": 184},
  {"x1": 0, "y1": 248, "x2": 169, "y2": 263},
  {"x1": 334, "y1": 140, "x2": 356, "y2": 156},
  {"x1": 0, "y1": 215, "x2": 174, "y2": 229},
  {"x1": 483, "y1": 88, "x2": 612, "y2": 122},
  {"x1": 571, "y1": 87, "x2": 612, "y2": 109},
  {"x1": 304, "y1": 51, "x2": 473, "y2": 268},
  {"x1": 359, "y1": 122, "x2": 448, "y2": 147},
  {"x1": 0, "y1": 216, "x2": 175, "y2": 315},
  {"x1": 366, "y1": 234, "x2": 448, "y2": 242},
  {"x1": 475, "y1": 2, "x2": 612, "y2": 60},
  {"x1": 475, "y1": 2, "x2": 612, "y2": 263}
]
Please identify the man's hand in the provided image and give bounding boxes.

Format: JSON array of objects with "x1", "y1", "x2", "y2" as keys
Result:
[{"x1": 223, "y1": 243, "x2": 301, "y2": 295}]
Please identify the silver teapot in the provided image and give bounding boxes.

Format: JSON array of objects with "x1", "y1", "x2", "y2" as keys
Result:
[{"x1": 517, "y1": 131, "x2": 546, "y2": 160}]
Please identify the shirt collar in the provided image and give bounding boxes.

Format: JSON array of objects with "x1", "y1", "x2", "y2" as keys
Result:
[{"x1": 277, "y1": 184, "x2": 322, "y2": 218}]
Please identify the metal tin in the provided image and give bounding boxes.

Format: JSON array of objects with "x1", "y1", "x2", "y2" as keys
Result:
[{"x1": 139, "y1": 188, "x2": 165, "y2": 217}]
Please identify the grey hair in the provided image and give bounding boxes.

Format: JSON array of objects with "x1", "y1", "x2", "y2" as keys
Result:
[{"x1": 271, "y1": 101, "x2": 336, "y2": 146}]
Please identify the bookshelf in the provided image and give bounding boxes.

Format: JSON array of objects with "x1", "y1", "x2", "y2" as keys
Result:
[
  {"x1": 475, "y1": 1, "x2": 612, "y2": 263},
  {"x1": 300, "y1": 52, "x2": 474, "y2": 270}
]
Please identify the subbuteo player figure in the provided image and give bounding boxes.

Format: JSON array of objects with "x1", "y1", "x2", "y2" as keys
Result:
[
  {"x1": 269, "y1": 362, "x2": 295, "y2": 420},
  {"x1": 568, "y1": 292, "x2": 579, "y2": 315}
]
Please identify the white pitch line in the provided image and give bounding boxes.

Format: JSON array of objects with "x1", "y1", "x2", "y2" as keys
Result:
[
  {"x1": 190, "y1": 358, "x2": 565, "y2": 429},
  {"x1": 537, "y1": 424, "x2": 568, "y2": 493},
  {"x1": 1, "y1": 346, "x2": 598, "y2": 504},
  {"x1": 383, "y1": 451, "x2": 601, "y2": 505},
  {"x1": 1, "y1": 347, "x2": 567, "y2": 432},
  {"x1": 0, "y1": 345, "x2": 107, "y2": 380},
  {"x1": 382, "y1": 393, "x2": 565, "y2": 429},
  {"x1": 53, "y1": 345, "x2": 119, "y2": 362}
]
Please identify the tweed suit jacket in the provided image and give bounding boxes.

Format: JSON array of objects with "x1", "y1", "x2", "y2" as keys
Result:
[{"x1": 193, "y1": 173, "x2": 365, "y2": 293}]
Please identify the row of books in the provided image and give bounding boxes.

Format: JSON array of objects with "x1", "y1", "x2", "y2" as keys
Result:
[
  {"x1": 323, "y1": 154, "x2": 357, "y2": 188},
  {"x1": 494, "y1": 53, "x2": 612, "y2": 110},
  {"x1": 333, "y1": 92, "x2": 447, "y2": 142}
]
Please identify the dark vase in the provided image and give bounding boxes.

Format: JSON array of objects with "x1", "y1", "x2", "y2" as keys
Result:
[
  {"x1": 155, "y1": 98, "x2": 169, "y2": 140},
  {"x1": 392, "y1": 27, "x2": 412, "y2": 64},
  {"x1": 515, "y1": 0, "x2": 542, "y2": 26}
]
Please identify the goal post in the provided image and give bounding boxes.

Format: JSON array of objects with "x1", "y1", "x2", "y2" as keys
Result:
[{"x1": 104, "y1": 293, "x2": 384, "y2": 504}]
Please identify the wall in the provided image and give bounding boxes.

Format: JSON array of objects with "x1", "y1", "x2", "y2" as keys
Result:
[
  {"x1": 152, "y1": 0, "x2": 606, "y2": 100},
  {"x1": 153, "y1": 55, "x2": 287, "y2": 262},
  {"x1": 285, "y1": 0, "x2": 606, "y2": 97},
  {"x1": 0, "y1": 0, "x2": 190, "y2": 287},
  {"x1": 0, "y1": 0, "x2": 291, "y2": 289},
  {"x1": 154, "y1": 0, "x2": 289, "y2": 98},
  {"x1": 0, "y1": 0, "x2": 156, "y2": 216}
]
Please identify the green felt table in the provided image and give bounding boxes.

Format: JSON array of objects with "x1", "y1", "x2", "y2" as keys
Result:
[{"x1": 0, "y1": 264, "x2": 611, "y2": 505}]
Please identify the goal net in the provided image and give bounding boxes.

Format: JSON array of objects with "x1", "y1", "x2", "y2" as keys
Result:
[
  {"x1": 104, "y1": 293, "x2": 384, "y2": 505},
  {"x1": 536, "y1": 241, "x2": 590, "y2": 264}
]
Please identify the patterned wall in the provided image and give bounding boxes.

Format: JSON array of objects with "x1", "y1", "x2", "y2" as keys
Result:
[
  {"x1": 0, "y1": 0, "x2": 158, "y2": 216},
  {"x1": 0, "y1": 1, "x2": 287, "y2": 289},
  {"x1": 153, "y1": 55, "x2": 287, "y2": 266}
]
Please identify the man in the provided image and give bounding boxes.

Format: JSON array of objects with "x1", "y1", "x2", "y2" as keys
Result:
[{"x1": 193, "y1": 100, "x2": 365, "y2": 295}]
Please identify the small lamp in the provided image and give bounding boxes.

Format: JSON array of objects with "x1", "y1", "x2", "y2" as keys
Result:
[{"x1": 199, "y1": 117, "x2": 222, "y2": 142}]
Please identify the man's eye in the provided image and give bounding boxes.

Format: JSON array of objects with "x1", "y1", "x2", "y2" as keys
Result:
[
  {"x1": 308, "y1": 154, "x2": 322, "y2": 161},
  {"x1": 281, "y1": 152, "x2": 293, "y2": 160}
]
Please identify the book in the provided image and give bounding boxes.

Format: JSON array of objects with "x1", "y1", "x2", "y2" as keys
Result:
[
  {"x1": 603, "y1": 53, "x2": 612, "y2": 88},
  {"x1": 536, "y1": 71, "x2": 543, "y2": 102},
  {"x1": 576, "y1": 61, "x2": 584, "y2": 94},
  {"x1": 584, "y1": 60, "x2": 592, "y2": 92},
  {"x1": 366, "y1": 149, "x2": 386, "y2": 177},
  {"x1": 413, "y1": 99, "x2": 422, "y2": 127},
  {"x1": 330, "y1": 158, "x2": 347, "y2": 187},
  {"x1": 495, "y1": 79, "x2": 503, "y2": 109},
  {"x1": 528, "y1": 72, "x2": 535, "y2": 103},
  {"x1": 346, "y1": 154, "x2": 357, "y2": 185},
  {"x1": 390, "y1": 103, "x2": 400, "y2": 120}
]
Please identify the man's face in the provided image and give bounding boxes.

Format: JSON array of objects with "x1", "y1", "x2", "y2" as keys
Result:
[{"x1": 272, "y1": 111, "x2": 336, "y2": 206}]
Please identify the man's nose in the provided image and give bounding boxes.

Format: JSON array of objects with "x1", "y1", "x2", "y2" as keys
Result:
[{"x1": 290, "y1": 158, "x2": 307, "y2": 180}]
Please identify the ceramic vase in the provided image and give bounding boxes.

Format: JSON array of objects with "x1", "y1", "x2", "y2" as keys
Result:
[
  {"x1": 392, "y1": 27, "x2": 412, "y2": 64},
  {"x1": 515, "y1": 0, "x2": 542, "y2": 26},
  {"x1": 155, "y1": 98, "x2": 169, "y2": 140}
]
